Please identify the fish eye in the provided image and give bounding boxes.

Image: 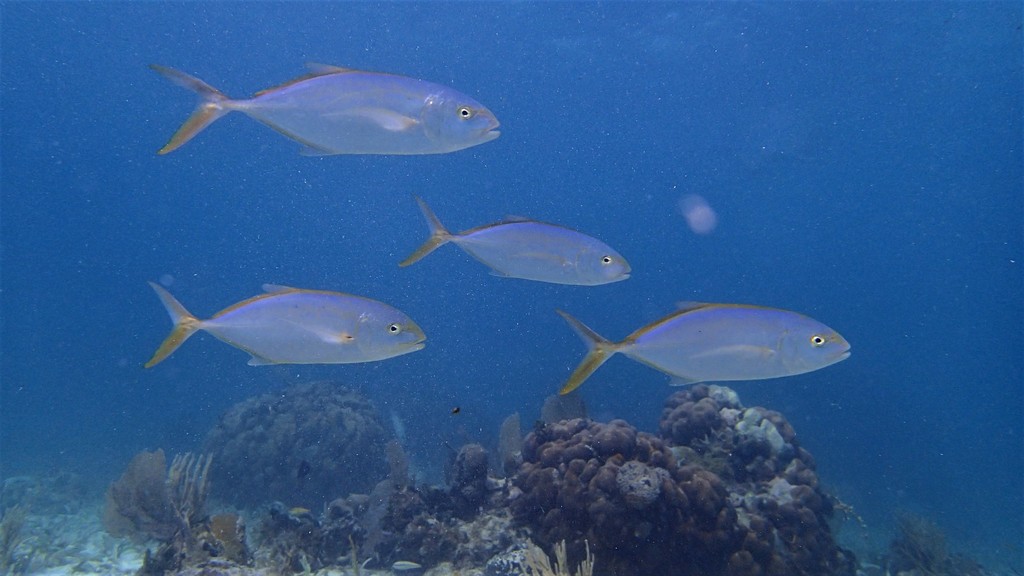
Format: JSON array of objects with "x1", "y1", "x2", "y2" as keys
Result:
[
  {"x1": 601, "y1": 255, "x2": 614, "y2": 265},
  {"x1": 810, "y1": 334, "x2": 827, "y2": 347},
  {"x1": 388, "y1": 323, "x2": 402, "y2": 334},
  {"x1": 457, "y1": 106, "x2": 474, "y2": 119}
]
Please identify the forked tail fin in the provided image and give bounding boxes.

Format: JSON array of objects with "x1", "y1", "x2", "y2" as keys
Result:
[
  {"x1": 556, "y1": 310, "x2": 621, "y2": 395},
  {"x1": 145, "y1": 282, "x2": 202, "y2": 368},
  {"x1": 150, "y1": 65, "x2": 231, "y2": 154},
  {"x1": 399, "y1": 196, "x2": 454, "y2": 267}
]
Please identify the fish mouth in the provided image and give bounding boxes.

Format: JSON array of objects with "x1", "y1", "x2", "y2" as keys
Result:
[
  {"x1": 833, "y1": 349, "x2": 852, "y2": 362},
  {"x1": 408, "y1": 342, "x2": 426, "y2": 353}
]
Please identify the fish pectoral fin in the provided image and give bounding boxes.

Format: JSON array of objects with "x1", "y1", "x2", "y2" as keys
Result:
[
  {"x1": 325, "y1": 331, "x2": 357, "y2": 345},
  {"x1": 692, "y1": 344, "x2": 777, "y2": 360},
  {"x1": 328, "y1": 107, "x2": 419, "y2": 132}
]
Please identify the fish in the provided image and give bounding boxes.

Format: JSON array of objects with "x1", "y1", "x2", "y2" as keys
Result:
[
  {"x1": 150, "y1": 63, "x2": 500, "y2": 155},
  {"x1": 400, "y1": 196, "x2": 631, "y2": 286},
  {"x1": 556, "y1": 302, "x2": 850, "y2": 394},
  {"x1": 144, "y1": 282, "x2": 425, "y2": 367}
]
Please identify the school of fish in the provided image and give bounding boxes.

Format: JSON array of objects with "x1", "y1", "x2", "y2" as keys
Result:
[{"x1": 148, "y1": 63, "x2": 850, "y2": 394}]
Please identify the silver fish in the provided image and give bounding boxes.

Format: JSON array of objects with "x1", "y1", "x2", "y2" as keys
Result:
[
  {"x1": 150, "y1": 64, "x2": 500, "y2": 155},
  {"x1": 145, "y1": 282, "x2": 425, "y2": 367},
  {"x1": 557, "y1": 302, "x2": 850, "y2": 394},
  {"x1": 400, "y1": 197, "x2": 631, "y2": 286}
]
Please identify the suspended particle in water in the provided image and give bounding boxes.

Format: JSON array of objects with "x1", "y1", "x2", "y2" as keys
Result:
[{"x1": 678, "y1": 194, "x2": 718, "y2": 235}]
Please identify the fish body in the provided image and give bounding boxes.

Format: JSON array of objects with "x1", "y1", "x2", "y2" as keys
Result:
[
  {"x1": 400, "y1": 197, "x2": 630, "y2": 286},
  {"x1": 145, "y1": 282, "x2": 425, "y2": 367},
  {"x1": 557, "y1": 303, "x2": 850, "y2": 394},
  {"x1": 151, "y1": 64, "x2": 499, "y2": 155}
]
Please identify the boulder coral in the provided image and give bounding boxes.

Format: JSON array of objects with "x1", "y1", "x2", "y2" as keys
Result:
[
  {"x1": 203, "y1": 381, "x2": 389, "y2": 508},
  {"x1": 511, "y1": 386, "x2": 856, "y2": 576},
  {"x1": 510, "y1": 418, "x2": 738, "y2": 576}
]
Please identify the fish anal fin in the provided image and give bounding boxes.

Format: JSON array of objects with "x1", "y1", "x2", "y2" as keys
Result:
[
  {"x1": 247, "y1": 355, "x2": 278, "y2": 366},
  {"x1": 298, "y1": 145, "x2": 333, "y2": 157}
]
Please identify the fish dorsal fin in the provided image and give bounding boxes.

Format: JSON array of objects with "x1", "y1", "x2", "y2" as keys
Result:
[
  {"x1": 675, "y1": 301, "x2": 713, "y2": 313},
  {"x1": 502, "y1": 214, "x2": 533, "y2": 223},
  {"x1": 262, "y1": 283, "x2": 299, "y2": 294},
  {"x1": 305, "y1": 62, "x2": 358, "y2": 75},
  {"x1": 253, "y1": 64, "x2": 356, "y2": 97}
]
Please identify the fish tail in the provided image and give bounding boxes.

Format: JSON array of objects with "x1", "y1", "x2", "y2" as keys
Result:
[
  {"x1": 399, "y1": 196, "x2": 453, "y2": 267},
  {"x1": 145, "y1": 281, "x2": 203, "y2": 368},
  {"x1": 556, "y1": 310, "x2": 620, "y2": 395},
  {"x1": 150, "y1": 64, "x2": 232, "y2": 154}
]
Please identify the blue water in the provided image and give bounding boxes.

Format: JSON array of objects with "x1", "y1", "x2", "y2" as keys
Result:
[{"x1": 2, "y1": 1, "x2": 1021, "y2": 568}]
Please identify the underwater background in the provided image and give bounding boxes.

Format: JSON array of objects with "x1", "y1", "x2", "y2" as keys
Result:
[{"x1": 1, "y1": 1, "x2": 1021, "y2": 573}]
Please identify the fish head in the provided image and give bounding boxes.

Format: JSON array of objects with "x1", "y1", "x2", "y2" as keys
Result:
[
  {"x1": 357, "y1": 312, "x2": 427, "y2": 360},
  {"x1": 421, "y1": 91, "x2": 500, "y2": 151},
  {"x1": 784, "y1": 320, "x2": 851, "y2": 373},
  {"x1": 576, "y1": 246, "x2": 631, "y2": 285}
]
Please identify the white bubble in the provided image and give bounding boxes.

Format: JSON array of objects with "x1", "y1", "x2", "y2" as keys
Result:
[
  {"x1": 159, "y1": 274, "x2": 175, "y2": 287},
  {"x1": 678, "y1": 194, "x2": 718, "y2": 235}
]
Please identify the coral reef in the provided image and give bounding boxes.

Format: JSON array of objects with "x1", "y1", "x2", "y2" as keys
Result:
[
  {"x1": 203, "y1": 381, "x2": 390, "y2": 508},
  {"x1": 510, "y1": 385, "x2": 857, "y2": 576}
]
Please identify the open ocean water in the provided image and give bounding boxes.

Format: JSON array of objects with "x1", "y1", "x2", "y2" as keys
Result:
[{"x1": 1, "y1": 2, "x2": 1021, "y2": 575}]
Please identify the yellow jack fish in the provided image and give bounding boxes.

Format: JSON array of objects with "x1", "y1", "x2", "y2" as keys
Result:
[{"x1": 145, "y1": 282, "x2": 425, "y2": 367}]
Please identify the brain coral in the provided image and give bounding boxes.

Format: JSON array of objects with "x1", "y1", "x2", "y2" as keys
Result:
[{"x1": 204, "y1": 381, "x2": 388, "y2": 508}]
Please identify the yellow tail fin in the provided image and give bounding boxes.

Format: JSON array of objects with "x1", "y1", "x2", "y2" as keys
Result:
[
  {"x1": 399, "y1": 196, "x2": 453, "y2": 267},
  {"x1": 145, "y1": 282, "x2": 202, "y2": 368},
  {"x1": 556, "y1": 310, "x2": 620, "y2": 395},
  {"x1": 150, "y1": 65, "x2": 231, "y2": 154}
]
